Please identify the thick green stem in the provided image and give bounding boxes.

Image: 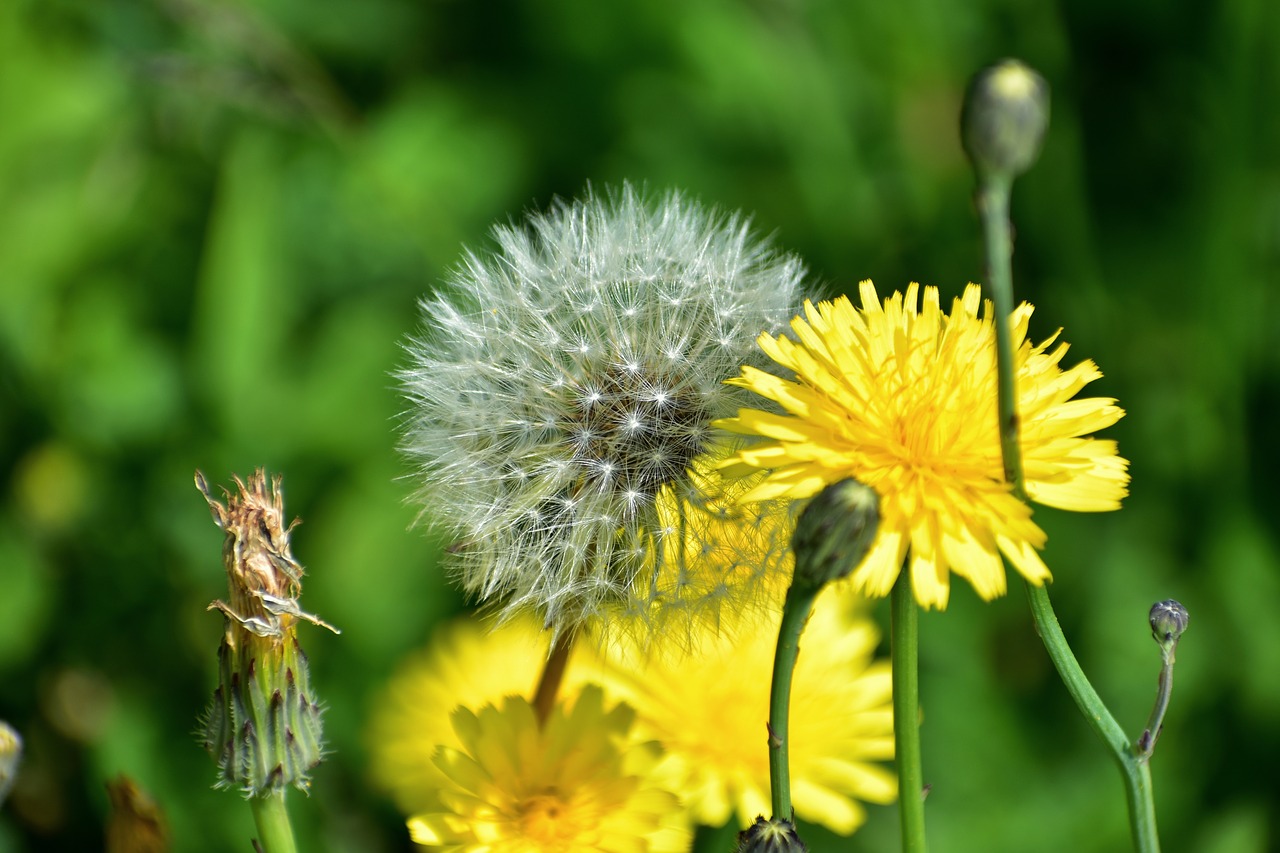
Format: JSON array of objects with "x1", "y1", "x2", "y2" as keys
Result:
[
  {"x1": 1125, "y1": 758, "x2": 1160, "y2": 853},
  {"x1": 975, "y1": 178, "x2": 1025, "y2": 495},
  {"x1": 249, "y1": 791, "x2": 298, "y2": 853},
  {"x1": 768, "y1": 584, "x2": 819, "y2": 821},
  {"x1": 978, "y1": 177, "x2": 1161, "y2": 853},
  {"x1": 891, "y1": 565, "x2": 926, "y2": 853}
]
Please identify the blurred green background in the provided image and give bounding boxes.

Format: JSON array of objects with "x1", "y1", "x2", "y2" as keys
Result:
[{"x1": 1, "y1": 0, "x2": 1277, "y2": 850}]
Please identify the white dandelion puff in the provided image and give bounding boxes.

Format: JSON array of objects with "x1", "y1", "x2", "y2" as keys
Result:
[{"x1": 399, "y1": 184, "x2": 804, "y2": 639}]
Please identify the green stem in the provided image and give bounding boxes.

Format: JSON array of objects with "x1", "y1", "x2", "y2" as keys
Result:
[
  {"x1": 768, "y1": 583, "x2": 819, "y2": 821},
  {"x1": 1025, "y1": 581, "x2": 1161, "y2": 853},
  {"x1": 978, "y1": 177, "x2": 1161, "y2": 853},
  {"x1": 975, "y1": 178, "x2": 1025, "y2": 495},
  {"x1": 891, "y1": 565, "x2": 926, "y2": 853},
  {"x1": 249, "y1": 790, "x2": 298, "y2": 853},
  {"x1": 1137, "y1": 644, "x2": 1179, "y2": 759},
  {"x1": 1023, "y1": 585, "x2": 1130, "y2": 757},
  {"x1": 1125, "y1": 758, "x2": 1160, "y2": 853}
]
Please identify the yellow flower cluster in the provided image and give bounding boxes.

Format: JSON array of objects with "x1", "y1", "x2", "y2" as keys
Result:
[
  {"x1": 372, "y1": 279, "x2": 1128, "y2": 851},
  {"x1": 369, "y1": 591, "x2": 895, "y2": 850}
]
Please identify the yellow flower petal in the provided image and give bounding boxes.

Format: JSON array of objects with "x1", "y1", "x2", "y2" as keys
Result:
[
  {"x1": 408, "y1": 687, "x2": 691, "y2": 853},
  {"x1": 367, "y1": 617, "x2": 549, "y2": 814},
  {"x1": 578, "y1": 586, "x2": 897, "y2": 835}
]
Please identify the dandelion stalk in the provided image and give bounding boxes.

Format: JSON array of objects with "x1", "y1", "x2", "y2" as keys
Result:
[
  {"x1": 767, "y1": 480, "x2": 879, "y2": 827},
  {"x1": 768, "y1": 583, "x2": 818, "y2": 821},
  {"x1": 249, "y1": 791, "x2": 297, "y2": 853},
  {"x1": 891, "y1": 563, "x2": 926, "y2": 852},
  {"x1": 1022, "y1": 587, "x2": 1159, "y2": 853},
  {"x1": 964, "y1": 59, "x2": 1160, "y2": 853},
  {"x1": 531, "y1": 632, "x2": 574, "y2": 726}
]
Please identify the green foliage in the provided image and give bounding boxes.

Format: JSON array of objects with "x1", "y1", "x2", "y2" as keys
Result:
[{"x1": 1, "y1": 0, "x2": 1277, "y2": 850}]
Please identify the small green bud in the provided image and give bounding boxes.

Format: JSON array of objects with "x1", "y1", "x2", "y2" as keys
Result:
[
  {"x1": 196, "y1": 470, "x2": 339, "y2": 797},
  {"x1": 1149, "y1": 599, "x2": 1189, "y2": 647},
  {"x1": 791, "y1": 478, "x2": 880, "y2": 591},
  {"x1": 961, "y1": 59, "x2": 1050, "y2": 183},
  {"x1": 735, "y1": 816, "x2": 809, "y2": 853},
  {"x1": 0, "y1": 720, "x2": 21, "y2": 807}
]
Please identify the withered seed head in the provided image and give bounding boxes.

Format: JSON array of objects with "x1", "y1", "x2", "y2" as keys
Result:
[
  {"x1": 196, "y1": 469, "x2": 336, "y2": 797},
  {"x1": 195, "y1": 469, "x2": 338, "y2": 644}
]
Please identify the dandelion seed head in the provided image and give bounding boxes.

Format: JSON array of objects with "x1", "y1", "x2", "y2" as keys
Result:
[{"x1": 400, "y1": 185, "x2": 804, "y2": 637}]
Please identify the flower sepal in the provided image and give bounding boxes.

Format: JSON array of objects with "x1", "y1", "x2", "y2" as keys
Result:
[{"x1": 735, "y1": 816, "x2": 809, "y2": 853}]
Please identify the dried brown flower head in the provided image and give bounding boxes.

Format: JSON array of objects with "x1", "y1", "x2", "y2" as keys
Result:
[{"x1": 195, "y1": 469, "x2": 337, "y2": 796}]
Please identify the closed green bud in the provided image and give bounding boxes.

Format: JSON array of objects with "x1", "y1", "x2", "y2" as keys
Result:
[
  {"x1": 791, "y1": 478, "x2": 880, "y2": 591},
  {"x1": 1149, "y1": 599, "x2": 1189, "y2": 647},
  {"x1": 736, "y1": 816, "x2": 809, "y2": 853},
  {"x1": 197, "y1": 470, "x2": 339, "y2": 797},
  {"x1": 961, "y1": 59, "x2": 1050, "y2": 183}
]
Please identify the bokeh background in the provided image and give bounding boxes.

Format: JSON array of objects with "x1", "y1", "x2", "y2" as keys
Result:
[{"x1": 2, "y1": 0, "x2": 1277, "y2": 850}]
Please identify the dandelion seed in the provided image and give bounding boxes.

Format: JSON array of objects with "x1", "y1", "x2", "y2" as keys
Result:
[{"x1": 400, "y1": 185, "x2": 804, "y2": 637}]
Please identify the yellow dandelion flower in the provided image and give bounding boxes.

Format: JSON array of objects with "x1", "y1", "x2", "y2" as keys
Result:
[
  {"x1": 581, "y1": 587, "x2": 896, "y2": 835},
  {"x1": 367, "y1": 616, "x2": 550, "y2": 815},
  {"x1": 716, "y1": 281, "x2": 1129, "y2": 608},
  {"x1": 408, "y1": 686, "x2": 691, "y2": 853}
]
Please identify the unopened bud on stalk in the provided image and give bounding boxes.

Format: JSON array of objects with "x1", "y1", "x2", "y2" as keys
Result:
[
  {"x1": 961, "y1": 59, "x2": 1050, "y2": 183},
  {"x1": 735, "y1": 816, "x2": 809, "y2": 853},
  {"x1": 1149, "y1": 599, "x2": 1189, "y2": 649},
  {"x1": 196, "y1": 470, "x2": 339, "y2": 797},
  {"x1": 790, "y1": 478, "x2": 880, "y2": 591},
  {"x1": 106, "y1": 774, "x2": 170, "y2": 853}
]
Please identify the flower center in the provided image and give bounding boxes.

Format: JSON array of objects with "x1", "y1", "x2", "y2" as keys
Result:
[
  {"x1": 517, "y1": 790, "x2": 588, "y2": 844},
  {"x1": 568, "y1": 362, "x2": 709, "y2": 505}
]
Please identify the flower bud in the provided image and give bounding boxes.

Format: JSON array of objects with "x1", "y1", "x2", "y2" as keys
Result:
[
  {"x1": 1149, "y1": 599, "x2": 1189, "y2": 647},
  {"x1": 196, "y1": 470, "x2": 339, "y2": 797},
  {"x1": 106, "y1": 774, "x2": 169, "y2": 853},
  {"x1": 735, "y1": 816, "x2": 809, "y2": 853},
  {"x1": 790, "y1": 478, "x2": 880, "y2": 591},
  {"x1": 961, "y1": 59, "x2": 1050, "y2": 183},
  {"x1": 0, "y1": 720, "x2": 20, "y2": 806}
]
